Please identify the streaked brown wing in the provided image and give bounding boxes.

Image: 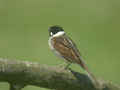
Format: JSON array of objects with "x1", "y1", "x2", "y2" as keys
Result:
[{"x1": 52, "y1": 34, "x2": 81, "y2": 63}]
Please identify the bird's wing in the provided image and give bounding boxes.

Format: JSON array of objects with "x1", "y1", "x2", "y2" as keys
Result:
[{"x1": 52, "y1": 34, "x2": 82, "y2": 64}]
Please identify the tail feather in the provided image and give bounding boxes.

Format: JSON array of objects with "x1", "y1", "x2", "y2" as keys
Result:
[
  {"x1": 78, "y1": 57, "x2": 100, "y2": 88},
  {"x1": 83, "y1": 64, "x2": 100, "y2": 88}
]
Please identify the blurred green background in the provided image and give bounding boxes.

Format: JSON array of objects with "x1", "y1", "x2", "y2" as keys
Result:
[{"x1": 0, "y1": 0, "x2": 120, "y2": 90}]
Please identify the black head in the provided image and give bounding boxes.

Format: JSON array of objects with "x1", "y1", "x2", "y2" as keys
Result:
[{"x1": 48, "y1": 25, "x2": 64, "y2": 36}]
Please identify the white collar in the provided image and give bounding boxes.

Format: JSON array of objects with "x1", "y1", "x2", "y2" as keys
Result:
[{"x1": 52, "y1": 31, "x2": 65, "y2": 37}]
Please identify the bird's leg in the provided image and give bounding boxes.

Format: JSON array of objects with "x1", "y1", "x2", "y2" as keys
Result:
[
  {"x1": 56, "y1": 62, "x2": 66, "y2": 67},
  {"x1": 56, "y1": 62, "x2": 71, "y2": 70},
  {"x1": 65, "y1": 62, "x2": 71, "y2": 70}
]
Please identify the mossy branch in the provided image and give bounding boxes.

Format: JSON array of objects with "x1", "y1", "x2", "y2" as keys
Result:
[{"x1": 0, "y1": 58, "x2": 119, "y2": 90}]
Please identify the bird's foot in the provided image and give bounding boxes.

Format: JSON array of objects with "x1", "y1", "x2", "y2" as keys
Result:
[{"x1": 56, "y1": 63, "x2": 71, "y2": 71}]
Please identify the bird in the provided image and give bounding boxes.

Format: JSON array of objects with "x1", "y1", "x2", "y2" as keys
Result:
[{"x1": 48, "y1": 25, "x2": 100, "y2": 88}]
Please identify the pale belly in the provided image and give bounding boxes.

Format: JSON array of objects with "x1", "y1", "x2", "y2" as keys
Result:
[{"x1": 48, "y1": 37, "x2": 64, "y2": 59}]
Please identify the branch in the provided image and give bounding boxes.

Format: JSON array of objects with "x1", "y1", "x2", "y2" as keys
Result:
[{"x1": 0, "y1": 58, "x2": 119, "y2": 90}]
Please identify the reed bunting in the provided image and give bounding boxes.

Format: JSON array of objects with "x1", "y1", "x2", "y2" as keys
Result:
[{"x1": 48, "y1": 25, "x2": 100, "y2": 88}]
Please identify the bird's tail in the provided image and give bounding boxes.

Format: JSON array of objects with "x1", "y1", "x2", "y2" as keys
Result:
[{"x1": 78, "y1": 57, "x2": 101, "y2": 88}]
